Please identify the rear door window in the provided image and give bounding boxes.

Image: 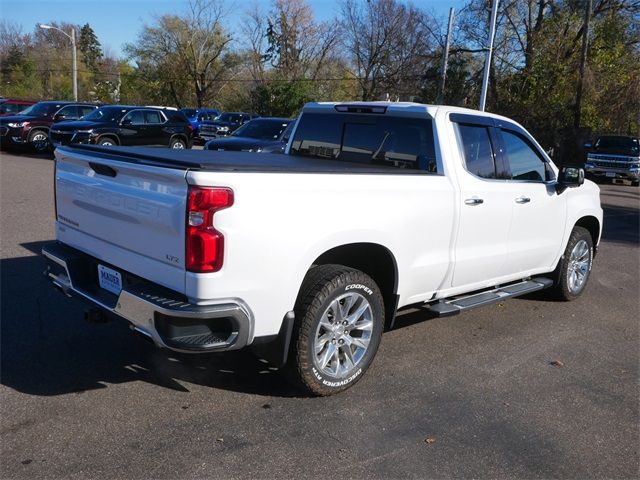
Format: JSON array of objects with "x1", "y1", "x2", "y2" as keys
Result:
[
  {"x1": 290, "y1": 112, "x2": 437, "y2": 172},
  {"x1": 457, "y1": 124, "x2": 496, "y2": 179},
  {"x1": 144, "y1": 110, "x2": 164, "y2": 124}
]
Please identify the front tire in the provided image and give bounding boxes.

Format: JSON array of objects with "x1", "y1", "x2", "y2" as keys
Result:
[
  {"x1": 288, "y1": 265, "x2": 385, "y2": 396},
  {"x1": 549, "y1": 226, "x2": 594, "y2": 301},
  {"x1": 28, "y1": 129, "x2": 49, "y2": 152}
]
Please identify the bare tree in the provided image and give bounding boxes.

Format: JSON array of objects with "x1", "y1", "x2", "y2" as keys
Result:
[
  {"x1": 126, "y1": 0, "x2": 239, "y2": 107},
  {"x1": 339, "y1": 0, "x2": 434, "y2": 101},
  {"x1": 262, "y1": 0, "x2": 339, "y2": 81}
]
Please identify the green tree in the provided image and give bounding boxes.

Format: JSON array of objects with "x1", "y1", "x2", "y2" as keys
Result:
[{"x1": 78, "y1": 23, "x2": 102, "y2": 73}]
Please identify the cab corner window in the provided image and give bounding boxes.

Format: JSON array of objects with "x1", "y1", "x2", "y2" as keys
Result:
[
  {"x1": 501, "y1": 130, "x2": 547, "y2": 182},
  {"x1": 457, "y1": 124, "x2": 496, "y2": 179}
]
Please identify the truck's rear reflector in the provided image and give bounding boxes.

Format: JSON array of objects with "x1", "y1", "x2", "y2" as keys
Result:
[{"x1": 186, "y1": 186, "x2": 234, "y2": 273}]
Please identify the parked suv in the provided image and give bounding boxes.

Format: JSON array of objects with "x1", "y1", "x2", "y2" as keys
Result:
[
  {"x1": 0, "y1": 98, "x2": 36, "y2": 116},
  {"x1": 180, "y1": 108, "x2": 220, "y2": 129},
  {"x1": 204, "y1": 117, "x2": 293, "y2": 153},
  {"x1": 49, "y1": 105, "x2": 194, "y2": 149},
  {"x1": 0, "y1": 101, "x2": 98, "y2": 151},
  {"x1": 199, "y1": 112, "x2": 259, "y2": 140},
  {"x1": 584, "y1": 135, "x2": 640, "y2": 186}
]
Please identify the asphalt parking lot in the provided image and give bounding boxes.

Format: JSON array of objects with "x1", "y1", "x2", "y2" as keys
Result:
[{"x1": 1, "y1": 149, "x2": 638, "y2": 479}]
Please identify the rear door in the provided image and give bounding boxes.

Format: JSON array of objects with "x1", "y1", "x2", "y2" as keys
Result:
[
  {"x1": 451, "y1": 116, "x2": 515, "y2": 287},
  {"x1": 119, "y1": 110, "x2": 147, "y2": 145},
  {"x1": 143, "y1": 109, "x2": 166, "y2": 145},
  {"x1": 55, "y1": 148, "x2": 189, "y2": 292}
]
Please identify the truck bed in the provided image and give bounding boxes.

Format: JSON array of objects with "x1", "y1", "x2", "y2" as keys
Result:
[{"x1": 56, "y1": 145, "x2": 430, "y2": 175}]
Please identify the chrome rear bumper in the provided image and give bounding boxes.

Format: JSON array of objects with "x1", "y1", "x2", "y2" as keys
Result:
[{"x1": 42, "y1": 242, "x2": 251, "y2": 353}]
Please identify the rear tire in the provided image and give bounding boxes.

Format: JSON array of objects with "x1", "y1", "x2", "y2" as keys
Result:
[
  {"x1": 97, "y1": 136, "x2": 117, "y2": 146},
  {"x1": 632, "y1": 180, "x2": 639, "y2": 187},
  {"x1": 287, "y1": 265, "x2": 384, "y2": 396},
  {"x1": 170, "y1": 137, "x2": 187, "y2": 149},
  {"x1": 549, "y1": 226, "x2": 594, "y2": 301}
]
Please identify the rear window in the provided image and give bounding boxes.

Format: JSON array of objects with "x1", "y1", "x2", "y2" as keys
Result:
[{"x1": 290, "y1": 112, "x2": 437, "y2": 172}]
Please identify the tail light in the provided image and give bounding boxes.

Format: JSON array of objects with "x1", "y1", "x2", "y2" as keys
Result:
[{"x1": 186, "y1": 186, "x2": 234, "y2": 273}]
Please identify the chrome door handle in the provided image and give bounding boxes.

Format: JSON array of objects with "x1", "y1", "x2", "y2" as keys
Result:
[
  {"x1": 515, "y1": 196, "x2": 531, "y2": 204},
  {"x1": 464, "y1": 197, "x2": 484, "y2": 206}
]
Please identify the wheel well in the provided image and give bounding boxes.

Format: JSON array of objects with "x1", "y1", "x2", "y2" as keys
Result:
[
  {"x1": 312, "y1": 243, "x2": 398, "y2": 329},
  {"x1": 170, "y1": 134, "x2": 187, "y2": 144},
  {"x1": 29, "y1": 128, "x2": 48, "y2": 138},
  {"x1": 97, "y1": 134, "x2": 119, "y2": 145},
  {"x1": 575, "y1": 216, "x2": 600, "y2": 252}
]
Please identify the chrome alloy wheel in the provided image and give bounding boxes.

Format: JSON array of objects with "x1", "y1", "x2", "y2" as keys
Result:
[
  {"x1": 567, "y1": 239, "x2": 591, "y2": 293},
  {"x1": 31, "y1": 132, "x2": 49, "y2": 151},
  {"x1": 313, "y1": 292, "x2": 373, "y2": 378},
  {"x1": 172, "y1": 141, "x2": 185, "y2": 149}
]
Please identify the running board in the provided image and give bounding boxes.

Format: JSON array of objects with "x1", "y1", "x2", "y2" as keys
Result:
[{"x1": 428, "y1": 277, "x2": 554, "y2": 317}]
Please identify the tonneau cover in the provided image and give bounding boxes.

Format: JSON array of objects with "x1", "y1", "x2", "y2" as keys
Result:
[{"x1": 56, "y1": 145, "x2": 428, "y2": 175}]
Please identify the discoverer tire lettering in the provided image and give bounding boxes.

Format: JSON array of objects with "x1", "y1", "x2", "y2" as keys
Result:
[{"x1": 287, "y1": 264, "x2": 384, "y2": 396}]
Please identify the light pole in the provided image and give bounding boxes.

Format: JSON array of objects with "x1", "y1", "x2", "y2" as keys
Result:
[
  {"x1": 479, "y1": 0, "x2": 499, "y2": 112},
  {"x1": 39, "y1": 24, "x2": 77, "y2": 101}
]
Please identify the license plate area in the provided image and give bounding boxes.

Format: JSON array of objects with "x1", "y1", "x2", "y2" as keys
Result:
[
  {"x1": 98, "y1": 264, "x2": 122, "y2": 295},
  {"x1": 605, "y1": 171, "x2": 616, "y2": 178}
]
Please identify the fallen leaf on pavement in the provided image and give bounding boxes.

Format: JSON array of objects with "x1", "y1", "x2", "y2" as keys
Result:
[
  {"x1": 550, "y1": 360, "x2": 564, "y2": 367},
  {"x1": 424, "y1": 437, "x2": 436, "y2": 444}
]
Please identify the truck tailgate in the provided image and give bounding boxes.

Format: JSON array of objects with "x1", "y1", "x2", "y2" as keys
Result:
[{"x1": 54, "y1": 146, "x2": 189, "y2": 293}]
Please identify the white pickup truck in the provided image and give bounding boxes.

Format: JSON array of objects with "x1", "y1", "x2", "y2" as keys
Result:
[{"x1": 43, "y1": 102, "x2": 603, "y2": 395}]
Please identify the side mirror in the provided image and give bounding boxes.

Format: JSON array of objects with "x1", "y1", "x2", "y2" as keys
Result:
[
  {"x1": 121, "y1": 118, "x2": 132, "y2": 126},
  {"x1": 54, "y1": 114, "x2": 66, "y2": 121},
  {"x1": 556, "y1": 166, "x2": 585, "y2": 194}
]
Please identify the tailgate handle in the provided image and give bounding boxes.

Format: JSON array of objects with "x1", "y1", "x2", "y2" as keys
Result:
[{"x1": 89, "y1": 162, "x2": 117, "y2": 178}]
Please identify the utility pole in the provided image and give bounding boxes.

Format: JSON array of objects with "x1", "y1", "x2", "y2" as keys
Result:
[
  {"x1": 574, "y1": 0, "x2": 592, "y2": 128},
  {"x1": 39, "y1": 24, "x2": 78, "y2": 101},
  {"x1": 71, "y1": 28, "x2": 77, "y2": 102},
  {"x1": 436, "y1": 8, "x2": 455, "y2": 105},
  {"x1": 479, "y1": 0, "x2": 499, "y2": 111}
]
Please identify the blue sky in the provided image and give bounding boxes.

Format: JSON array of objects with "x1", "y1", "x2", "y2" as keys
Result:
[{"x1": 3, "y1": 0, "x2": 464, "y2": 57}]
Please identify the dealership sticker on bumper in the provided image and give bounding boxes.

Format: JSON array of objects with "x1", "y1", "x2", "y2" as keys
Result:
[{"x1": 98, "y1": 264, "x2": 122, "y2": 295}]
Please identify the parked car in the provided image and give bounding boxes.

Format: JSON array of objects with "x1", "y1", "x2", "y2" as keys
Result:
[
  {"x1": 0, "y1": 101, "x2": 98, "y2": 151},
  {"x1": 198, "y1": 112, "x2": 259, "y2": 140},
  {"x1": 48, "y1": 105, "x2": 194, "y2": 149},
  {"x1": 0, "y1": 98, "x2": 36, "y2": 116},
  {"x1": 43, "y1": 101, "x2": 602, "y2": 396},
  {"x1": 584, "y1": 135, "x2": 640, "y2": 186},
  {"x1": 204, "y1": 117, "x2": 293, "y2": 153},
  {"x1": 180, "y1": 108, "x2": 220, "y2": 130}
]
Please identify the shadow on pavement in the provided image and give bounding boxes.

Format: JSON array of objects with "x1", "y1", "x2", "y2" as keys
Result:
[
  {"x1": 601, "y1": 203, "x2": 639, "y2": 246},
  {"x1": 1, "y1": 241, "x2": 301, "y2": 398}
]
